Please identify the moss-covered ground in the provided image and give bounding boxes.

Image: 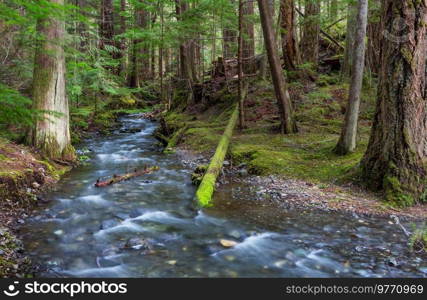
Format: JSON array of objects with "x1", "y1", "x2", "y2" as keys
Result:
[{"x1": 162, "y1": 73, "x2": 376, "y2": 185}]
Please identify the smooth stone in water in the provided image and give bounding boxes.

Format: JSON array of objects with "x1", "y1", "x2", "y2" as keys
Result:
[
  {"x1": 220, "y1": 239, "x2": 238, "y2": 248},
  {"x1": 100, "y1": 219, "x2": 120, "y2": 230}
]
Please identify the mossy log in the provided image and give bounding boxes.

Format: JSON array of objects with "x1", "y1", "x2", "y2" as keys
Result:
[
  {"x1": 195, "y1": 104, "x2": 239, "y2": 207},
  {"x1": 95, "y1": 166, "x2": 159, "y2": 187},
  {"x1": 164, "y1": 125, "x2": 188, "y2": 153}
]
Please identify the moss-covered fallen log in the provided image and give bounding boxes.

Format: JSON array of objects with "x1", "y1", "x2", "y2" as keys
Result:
[
  {"x1": 164, "y1": 125, "x2": 188, "y2": 153},
  {"x1": 195, "y1": 104, "x2": 239, "y2": 207},
  {"x1": 95, "y1": 166, "x2": 160, "y2": 187}
]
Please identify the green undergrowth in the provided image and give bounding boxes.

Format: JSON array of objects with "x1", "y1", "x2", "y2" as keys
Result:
[
  {"x1": 162, "y1": 74, "x2": 375, "y2": 185},
  {"x1": 71, "y1": 103, "x2": 151, "y2": 144},
  {"x1": 230, "y1": 130, "x2": 367, "y2": 183},
  {"x1": 409, "y1": 225, "x2": 427, "y2": 253}
]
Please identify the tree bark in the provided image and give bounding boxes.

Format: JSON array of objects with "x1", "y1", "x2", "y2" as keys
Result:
[
  {"x1": 361, "y1": 0, "x2": 427, "y2": 206},
  {"x1": 31, "y1": 0, "x2": 75, "y2": 160},
  {"x1": 175, "y1": 0, "x2": 193, "y2": 83},
  {"x1": 280, "y1": 0, "x2": 300, "y2": 70},
  {"x1": 300, "y1": 0, "x2": 320, "y2": 67},
  {"x1": 341, "y1": 0, "x2": 358, "y2": 79},
  {"x1": 366, "y1": 0, "x2": 381, "y2": 75},
  {"x1": 242, "y1": 0, "x2": 255, "y2": 74},
  {"x1": 238, "y1": 0, "x2": 245, "y2": 129},
  {"x1": 128, "y1": 1, "x2": 150, "y2": 87},
  {"x1": 334, "y1": 0, "x2": 368, "y2": 155},
  {"x1": 118, "y1": 0, "x2": 127, "y2": 76},
  {"x1": 100, "y1": 0, "x2": 116, "y2": 56},
  {"x1": 258, "y1": 0, "x2": 297, "y2": 134}
]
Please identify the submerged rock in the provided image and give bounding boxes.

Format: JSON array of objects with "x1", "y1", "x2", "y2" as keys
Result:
[
  {"x1": 219, "y1": 239, "x2": 238, "y2": 248},
  {"x1": 100, "y1": 219, "x2": 120, "y2": 230},
  {"x1": 124, "y1": 237, "x2": 152, "y2": 251}
]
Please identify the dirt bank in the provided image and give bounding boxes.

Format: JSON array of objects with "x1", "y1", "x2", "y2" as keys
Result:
[{"x1": 0, "y1": 137, "x2": 70, "y2": 277}]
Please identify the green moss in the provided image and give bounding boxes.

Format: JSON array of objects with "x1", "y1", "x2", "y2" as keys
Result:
[
  {"x1": 230, "y1": 131, "x2": 366, "y2": 183},
  {"x1": 383, "y1": 176, "x2": 416, "y2": 207},
  {"x1": 196, "y1": 105, "x2": 239, "y2": 207},
  {"x1": 409, "y1": 225, "x2": 427, "y2": 253},
  {"x1": 184, "y1": 127, "x2": 222, "y2": 152},
  {"x1": 0, "y1": 154, "x2": 8, "y2": 161}
]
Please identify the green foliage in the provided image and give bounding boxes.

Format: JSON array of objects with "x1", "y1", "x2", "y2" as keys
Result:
[
  {"x1": 409, "y1": 224, "x2": 427, "y2": 253},
  {"x1": 0, "y1": 84, "x2": 35, "y2": 131}
]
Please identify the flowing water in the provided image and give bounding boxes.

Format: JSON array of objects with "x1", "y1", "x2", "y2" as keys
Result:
[{"x1": 21, "y1": 115, "x2": 426, "y2": 278}]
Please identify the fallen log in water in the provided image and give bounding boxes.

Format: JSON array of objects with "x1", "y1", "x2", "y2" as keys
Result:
[
  {"x1": 94, "y1": 166, "x2": 160, "y2": 187},
  {"x1": 195, "y1": 103, "x2": 239, "y2": 207}
]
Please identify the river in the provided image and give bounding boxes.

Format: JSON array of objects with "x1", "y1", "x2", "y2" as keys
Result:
[{"x1": 20, "y1": 115, "x2": 426, "y2": 278}]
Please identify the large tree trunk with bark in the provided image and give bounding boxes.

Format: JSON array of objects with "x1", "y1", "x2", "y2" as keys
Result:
[
  {"x1": 242, "y1": 0, "x2": 255, "y2": 74},
  {"x1": 300, "y1": 0, "x2": 320, "y2": 67},
  {"x1": 100, "y1": 0, "x2": 118, "y2": 64},
  {"x1": 366, "y1": 0, "x2": 382, "y2": 75},
  {"x1": 258, "y1": 0, "x2": 297, "y2": 134},
  {"x1": 341, "y1": 0, "x2": 358, "y2": 78},
  {"x1": 223, "y1": 26, "x2": 237, "y2": 59},
  {"x1": 334, "y1": 0, "x2": 368, "y2": 155},
  {"x1": 117, "y1": 0, "x2": 127, "y2": 76},
  {"x1": 30, "y1": 0, "x2": 75, "y2": 161},
  {"x1": 280, "y1": 0, "x2": 300, "y2": 70},
  {"x1": 128, "y1": 1, "x2": 150, "y2": 87},
  {"x1": 176, "y1": 0, "x2": 194, "y2": 83},
  {"x1": 361, "y1": 0, "x2": 427, "y2": 206}
]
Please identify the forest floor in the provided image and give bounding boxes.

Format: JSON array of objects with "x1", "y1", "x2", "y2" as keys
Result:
[
  {"x1": 159, "y1": 74, "x2": 427, "y2": 220},
  {"x1": 0, "y1": 137, "x2": 71, "y2": 277}
]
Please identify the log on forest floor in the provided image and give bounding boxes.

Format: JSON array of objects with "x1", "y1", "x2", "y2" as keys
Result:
[
  {"x1": 195, "y1": 103, "x2": 239, "y2": 207},
  {"x1": 94, "y1": 166, "x2": 160, "y2": 187}
]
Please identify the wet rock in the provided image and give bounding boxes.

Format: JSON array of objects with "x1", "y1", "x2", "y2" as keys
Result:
[
  {"x1": 219, "y1": 239, "x2": 238, "y2": 248},
  {"x1": 120, "y1": 128, "x2": 142, "y2": 134},
  {"x1": 102, "y1": 246, "x2": 120, "y2": 257},
  {"x1": 223, "y1": 161, "x2": 230, "y2": 167},
  {"x1": 387, "y1": 257, "x2": 399, "y2": 267},
  {"x1": 166, "y1": 260, "x2": 177, "y2": 266},
  {"x1": 114, "y1": 213, "x2": 129, "y2": 220},
  {"x1": 54, "y1": 230, "x2": 64, "y2": 236},
  {"x1": 100, "y1": 219, "x2": 120, "y2": 230},
  {"x1": 17, "y1": 219, "x2": 25, "y2": 224},
  {"x1": 124, "y1": 237, "x2": 151, "y2": 250},
  {"x1": 238, "y1": 169, "x2": 248, "y2": 177},
  {"x1": 227, "y1": 230, "x2": 242, "y2": 239}
]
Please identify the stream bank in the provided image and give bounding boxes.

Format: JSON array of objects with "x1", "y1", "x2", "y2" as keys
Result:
[
  {"x1": 18, "y1": 114, "x2": 426, "y2": 278},
  {"x1": 155, "y1": 77, "x2": 427, "y2": 220},
  {"x1": 0, "y1": 137, "x2": 70, "y2": 277}
]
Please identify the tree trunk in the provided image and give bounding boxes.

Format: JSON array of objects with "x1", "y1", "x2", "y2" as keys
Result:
[
  {"x1": 76, "y1": 0, "x2": 88, "y2": 52},
  {"x1": 128, "y1": 1, "x2": 150, "y2": 87},
  {"x1": 223, "y1": 0, "x2": 237, "y2": 60},
  {"x1": 361, "y1": 0, "x2": 427, "y2": 206},
  {"x1": 30, "y1": 0, "x2": 75, "y2": 160},
  {"x1": 280, "y1": 0, "x2": 300, "y2": 70},
  {"x1": 242, "y1": 0, "x2": 255, "y2": 74},
  {"x1": 300, "y1": 0, "x2": 320, "y2": 67},
  {"x1": 99, "y1": 0, "x2": 117, "y2": 62},
  {"x1": 334, "y1": 0, "x2": 368, "y2": 155},
  {"x1": 238, "y1": 0, "x2": 245, "y2": 129},
  {"x1": 118, "y1": 0, "x2": 127, "y2": 76},
  {"x1": 366, "y1": 0, "x2": 381, "y2": 75},
  {"x1": 341, "y1": 0, "x2": 358, "y2": 79},
  {"x1": 223, "y1": 28, "x2": 237, "y2": 59},
  {"x1": 258, "y1": 0, "x2": 297, "y2": 134},
  {"x1": 176, "y1": 0, "x2": 193, "y2": 83}
]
